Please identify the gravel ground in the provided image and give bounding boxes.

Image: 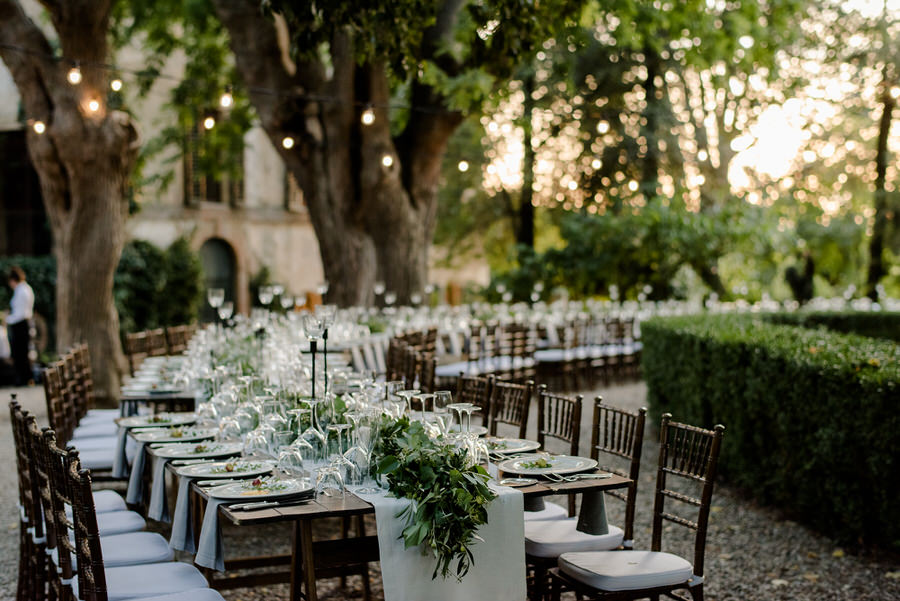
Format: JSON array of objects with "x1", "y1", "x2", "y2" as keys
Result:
[{"x1": 2, "y1": 381, "x2": 899, "y2": 601}]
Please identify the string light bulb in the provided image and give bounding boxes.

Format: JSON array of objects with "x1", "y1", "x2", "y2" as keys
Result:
[
  {"x1": 87, "y1": 99, "x2": 100, "y2": 112},
  {"x1": 203, "y1": 115, "x2": 216, "y2": 130},
  {"x1": 32, "y1": 120, "x2": 46, "y2": 135},
  {"x1": 458, "y1": 160, "x2": 469, "y2": 172},
  {"x1": 281, "y1": 136, "x2": 295, "y2": 149},
  {"x1": 361, "y1": 107, "x2": 375, "y2": 125},
  {"x1": 381, "y1": 154, "x2": 394, "y2": 168},
  {"x1": 110, "y1": 78, "x2": 123, "y2": 92},
  {"x1": 891, "y1": 86, "x2": 900, "y2": 100},
  {"x1": 220, "y1": 87, "x2": 233, "y2": 108},
  {"x1": 67, "y1": 65, "x2": 82, "y2": 85}
]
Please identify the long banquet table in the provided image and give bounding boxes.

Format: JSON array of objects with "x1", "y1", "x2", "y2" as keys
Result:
[{"x1": 165, "y1": 459, "x2": 631, "y2": 601}]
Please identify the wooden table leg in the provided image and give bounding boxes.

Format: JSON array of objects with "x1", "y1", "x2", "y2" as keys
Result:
[{"x1": 296, "y1": 519, "x2": 318, "y2": 601}]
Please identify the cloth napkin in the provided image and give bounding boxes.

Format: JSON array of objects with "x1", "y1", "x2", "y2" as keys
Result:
[
  {"x1": 355, "y1": 483, "x2": 526, "y2": 601},
  {"x1": 169, "y1": 474, "x2": 197, "y2": 552},
  {"x1": 148, "y1": 455, "x2": 172, "y2": 522},
  {"x1": 195, "y1": 496, "x2": 230, "y2": 571},
  {"x1": 125, "y1": 441, "x2": 148, "y2": 505}
]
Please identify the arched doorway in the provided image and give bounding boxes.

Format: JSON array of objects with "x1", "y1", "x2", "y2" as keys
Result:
[{"x1": 199, "y1": 238, "x2": 237, "y2": 322}]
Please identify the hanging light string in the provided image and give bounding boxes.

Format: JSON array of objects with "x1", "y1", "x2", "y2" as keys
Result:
[
  {"x1": 0, "y1": 43, "x2": 533, "y2": 175},
  {"x1": 0, "y1": 42, "x2": 454, "y2": 116}
]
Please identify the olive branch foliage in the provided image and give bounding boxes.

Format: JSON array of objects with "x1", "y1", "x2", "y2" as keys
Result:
[{"x1": 374, "y1": 416, "x2": 497, "y2": 580}]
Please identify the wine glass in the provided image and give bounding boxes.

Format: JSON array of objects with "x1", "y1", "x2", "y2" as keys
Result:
[
  {"x1": 299, "y1": 398, "x2": 327, "y2": 463},
  {"x1": 207, "y1": 288, "x2": 225, "y2": 309},
  {"x1": 277, "y1": 445, "x2": 305, "y2": 478},
  {"x1": 397, "y1": 389, "x2": 420, "y2": 416},
  {"x1": 258, "y1": 285, "x2": 275, "y2": 307},
  {"x1": 303, "y1": 314, "x2": 325, "y2": 340},
  {"x1": 315, "y1": 465, "x2": 345, "y2": 498},
  {"x1": 218, "y1": 301, "x2": 234, "y2": 322},
  {"x1": 280, "y1": 295, "x2": 295, "y2": 312},
  {"x1": 414, "y1": 393, "x2": 433, "y2": 422}
]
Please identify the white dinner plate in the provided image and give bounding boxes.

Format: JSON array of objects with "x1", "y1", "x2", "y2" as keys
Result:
[
  {"x1": 117, "y1": 413, "x2": 196, "y2": 429},
  {"x1": 151, "y1": 441, "x2": 243, "y2": 459},
  {"x1": 497, "y1": 454, "x2": 598, "y2": 476},
  {"x1": 133, "y1": 427, "x2": 217, "y2": 444},
  {"x1": 208, "y1": 477, "x2": 313, "y2": 501},
  {"x1": 485, "y1": 437, "x2": 541, "y2": 454},
  {"x1": 177, "y1": 460, "x2": 275, "y2": 480}
]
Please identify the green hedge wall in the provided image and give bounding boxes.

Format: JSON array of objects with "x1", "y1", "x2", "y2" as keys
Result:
[
  {"x1": 642, "y1": 314, "x2": 900, "y2": 548},
  {"x1": 764, "y1": 311, "x2": 900, "y2": 343}
]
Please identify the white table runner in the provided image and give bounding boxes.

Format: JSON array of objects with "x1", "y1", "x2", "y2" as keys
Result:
[{"x1": 356, "y1": 483, "x2": 526, "y2": 601}]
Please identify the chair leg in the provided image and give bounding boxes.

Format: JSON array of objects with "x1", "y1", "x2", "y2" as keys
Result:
[{"x1": 691, "y1": 584, "x2": 704, "y2": 601}]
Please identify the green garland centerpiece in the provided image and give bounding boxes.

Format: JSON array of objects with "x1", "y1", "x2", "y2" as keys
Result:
[{"x1": 374, "y1": 416, "x2": 497, "y2": 580}]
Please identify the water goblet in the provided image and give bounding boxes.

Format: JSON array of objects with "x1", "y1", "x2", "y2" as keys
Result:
[
  {"x1": 218, "y1": 301, "x2": 234, "y2": 322},
  {"x1": 207, "y1": 288, "x2": 225, "y2": 309},
  {"x1": 277, "y1": 445, "x2": 305, "y2": 478},
  {"x1": 315, "y1": 465, "x2": 345, "y2": 498}
]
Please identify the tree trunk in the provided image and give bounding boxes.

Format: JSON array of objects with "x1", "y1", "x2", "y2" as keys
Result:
[
  {"x1": 0, "y1": 0, "x2": 137, "y2": 402},
  {"x1": 213, "y1": 0, "x2": 462, "y2": 307},
  {"x1": 518, "y1": 73, "x2": 536, "y2": 250},
  {"x1": 866, "y1": 83, "x2": 894, "y2": 300}
]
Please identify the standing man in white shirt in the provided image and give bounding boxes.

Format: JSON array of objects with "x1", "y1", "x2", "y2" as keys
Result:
[{"x1": 6, "y1": 266, "x2": 34, "y2": 385}]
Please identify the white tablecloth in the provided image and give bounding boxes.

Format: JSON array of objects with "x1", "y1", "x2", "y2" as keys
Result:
[{"x1": 357, "y1": 483, "x2": 526, "y2": 601}]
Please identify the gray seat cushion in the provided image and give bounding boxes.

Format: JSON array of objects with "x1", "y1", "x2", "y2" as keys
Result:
[
  {"x1": 72, "y1": 561, "x2": 211, "y2": 601},
  {"x1": 558, "y1": 550, "x2": 693, "y2": 591},
  {"x1": 523, "y1": 501, "x2": 568, "y2": 521},
  {"x1": 525, "y1": 519, "x2": 623, "y2": 558},
  {"x1": 54, "y1": 531, "x2": 174, "y2": 569}
]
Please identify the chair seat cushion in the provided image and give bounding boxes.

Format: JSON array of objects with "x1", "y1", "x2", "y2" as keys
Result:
[
  {"x1": 76, "y1": 447, "x2": 115, "y2": 471},
  {"x1": 53, "y1": 532, "x2": 174, "y2": 569},
  {"x1": 73, "y1": 422, "x2": 118, "y2": 439},
  {"x1": 525, "y1": 519, "x2": 623, "y2": 558},
  {"x1": 73, "y1": 561, "x2": 210, "y2": 601},
  {"x1": 65, "y1": 490, "x2": 127, "y2": 520},
  {"x1": 523, "y1": 501, "x2": 568, "y2": 522},
  {"x1": 434, "y1": 361, "x2": 470, "y2": 378},
  {"x1": 135, "y1": 590, "x2": 226, "y2": 601},
  {"x1": 558, "y1": 550, "x2": 693, "y2": 591},
  {"x1": 70, "y1": 435, "x2": 118, "y2": 451},
  {"x1": 86, "y1": 408, "x2": 120, "y2": 419},
  {"x1": 96, "y1": 510, "x2": 146, "y2": 536}
]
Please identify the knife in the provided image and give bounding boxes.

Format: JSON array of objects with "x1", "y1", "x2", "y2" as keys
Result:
[{"x1": 230, "y1": 497, "x2": 314, "y2": 511}]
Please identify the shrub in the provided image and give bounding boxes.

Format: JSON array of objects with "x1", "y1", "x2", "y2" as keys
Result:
[
  {"x1": 642, "y1": 314, "x2": 900, "y2": 548},
  {"x1": 114, "y1": 237, "x2": 204, "y2": 333},
  {"x1": 764, "y1": 311, "x2": 900, "y2": 343}
]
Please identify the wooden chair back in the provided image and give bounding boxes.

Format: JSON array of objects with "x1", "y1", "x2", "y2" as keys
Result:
[
  {"x1": 489, "y1": 379, "x2": 534, "y2": 439},
  {"x1": 62, "y1": 351, "x2": 87, "y2": 422},
  {"x1": 166, "y1": 325, "x2": 188, "y2": 354},
  {"x1": 43, "y1": 363, "x2": 74, "y2": 445},
  {"x1": 651, "y1": 414, "x2": 725, "y2": 579},
  {"x1": 455, "y1": 373, "x2": 492, "y2": 427},
  {"x1": 67, "y1": 460, "x2": 108, "y2": 601},
  {"x1": 10, "y1": 399, "x2": 48, "y2": 601},
  {"x1": 73, "y1": 343, "x2": 96, "y2": 413},
  {"x1": 417, "y1": 353, "x2": 436, "y2": 393},
  {"x1": 10, "y1": 400, "x2": 44, "y2": 539},
  {"x1": 536, "y1": 386, "x2": 582, "y2": 456},
  {"x1": 147, "y1": 328, "x2": 169, "y2": 356},
  {"x1": 403, "y1": 348, "x2": 418, "y2": 389},
  {"x1": 124, "y1": 331, "x2": 149, "y2": 376},
  {"x1": 589, "y1": 398, "x2": 647, "y2": 545},
  {"x1": 386, "y1": 338, "x2": 408, "y2": 381}
]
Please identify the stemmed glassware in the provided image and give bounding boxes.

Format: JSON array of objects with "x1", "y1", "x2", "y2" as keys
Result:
[
  {"x1": 326, "y1": 424, "x2": 355, "y2": 482},
  {"x1": 303, "y1": 314, "x2": 325, "y2": 400},
  {"x1": 397, "y1": 389, "x2": 420, "y2": 416},
  {"x1": 413, "y1": 393, "x2": 434, "y2": 422},
  {"x1": 258, "y1": 285, "x2": 275, "y2": 308},
  {"x1": 299, "y1": 398, "x2": 327, "y2": 464},
  {"x1": 280, "y1": 295, "x2": 295, "y2": 313},
  {"x1": 218, "y1": 301, "x2": 234, "y2": 323}
]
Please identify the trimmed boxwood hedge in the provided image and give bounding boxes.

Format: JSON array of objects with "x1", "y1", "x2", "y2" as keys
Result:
[
  {"x1": 642, "y1": 314, "x2": 900, "y2": 548},
  {"x1": 764, "y1": 310, "x2": 900, "y2": 343}
]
